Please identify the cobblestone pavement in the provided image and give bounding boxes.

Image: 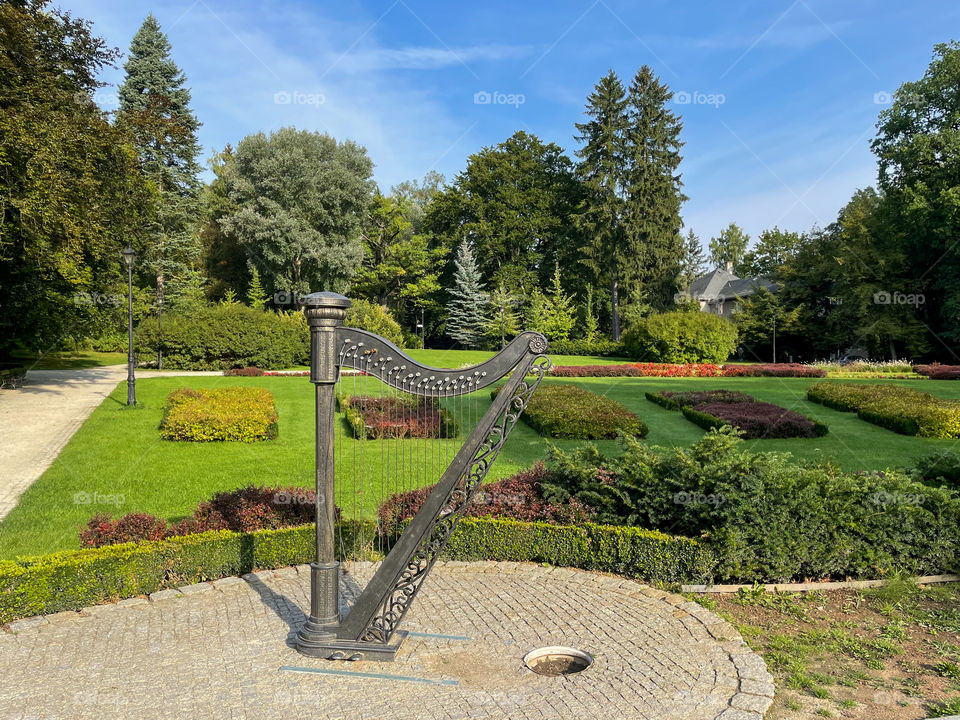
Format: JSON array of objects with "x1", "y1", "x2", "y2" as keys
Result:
[
  {"x1": 0, "y1": 366, "x2": 127, "y2": 520},
  {"x1": 0, "y1": 562, "x2": 774, "y2": 719}
]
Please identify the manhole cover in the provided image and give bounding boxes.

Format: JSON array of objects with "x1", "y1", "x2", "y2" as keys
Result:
[{"x1": 523, "y1": 646, "x2": 593, "y2": 676}]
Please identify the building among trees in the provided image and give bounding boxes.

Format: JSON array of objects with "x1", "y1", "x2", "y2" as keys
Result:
[{"x1": 675, "y1": 264, "x2": 777, "y2": 318}]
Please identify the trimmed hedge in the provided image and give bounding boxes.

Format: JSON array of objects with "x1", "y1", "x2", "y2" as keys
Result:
[
  {"x1": 445, "y1": 517, "x2": 712, "y2": 584},
  {"x1": 160, "y1": 387, "x2": 279, "y2": 442},
  {"x1": 546, "y1": 338, "x2": 626, "y2": 357},
  {"x1": 0, "y1": 518, "x2": 707, "y2": 623},
  {"x1": 135, "y1": 305, "x2": 308, "y2": 370},
  {"x1": 807, "y1": 382, "x2": 960, "y2": 438},
  {"x1": 915, "y1": 364, "x2": 960, "y2": 380},
  {"x1": 648, "y1": 390, "x2": 828, "y2": 438},
  {"x1": 494, "y1": 383, "x2": 648, "y2": 439}
]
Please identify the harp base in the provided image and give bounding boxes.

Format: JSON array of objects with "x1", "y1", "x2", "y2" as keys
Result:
[{"x1": 295, "y1": 630, "x2": 408, "y2": 662}]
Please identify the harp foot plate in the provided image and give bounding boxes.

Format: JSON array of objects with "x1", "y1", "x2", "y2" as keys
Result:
[{"x1": 295, "y1": 630, "x2": 409, "y2": 662}]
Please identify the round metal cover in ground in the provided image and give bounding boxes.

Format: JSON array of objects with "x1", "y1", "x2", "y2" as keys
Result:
[{"x1": 523, "y1": 646, "x2": 593, "y2": 676}]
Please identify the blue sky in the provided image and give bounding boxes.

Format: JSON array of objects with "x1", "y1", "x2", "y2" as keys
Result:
[{"x1": 65, "y1": 0, "x2": 958, "y2": 245}]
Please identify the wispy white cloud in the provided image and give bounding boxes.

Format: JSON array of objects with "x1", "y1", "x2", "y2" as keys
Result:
[{"x1": 338, "y1": 44, "x2": 533, "y2": 72}]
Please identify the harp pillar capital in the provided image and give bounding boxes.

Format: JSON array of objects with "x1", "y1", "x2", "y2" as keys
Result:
[{"x1": 303, "y1": 292, "x2": 350, "y2": 384}]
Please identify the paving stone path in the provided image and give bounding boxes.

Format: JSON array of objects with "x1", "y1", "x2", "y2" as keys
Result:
[
  {"x1": 0, "y1": 366, "x2": 128, "y2": 520},
  {"x1": 0, "y1": 561, "x2": 774, "y2": 719}
]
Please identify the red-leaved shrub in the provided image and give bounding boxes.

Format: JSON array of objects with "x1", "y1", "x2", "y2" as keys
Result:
[
  {"x1": 223, "y1": 367, "x2": 264, "y2": 376},
  {"x1": 688, "y1": 401, "x2": 828, "y2": 439},
  {"x1": 79, "y1": 485, "x2": 326, "y2": 548},
  {"x1": 378, "y1": 462, "x2": 593, "y2": 532},
  {"x1": 915, "y1": 364, "x2": 960, "y2": 380}
]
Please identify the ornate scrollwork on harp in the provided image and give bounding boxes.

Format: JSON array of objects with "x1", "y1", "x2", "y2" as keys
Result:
[{"x1": 295, "y1": 291, "x2": 551, "y2": 661}]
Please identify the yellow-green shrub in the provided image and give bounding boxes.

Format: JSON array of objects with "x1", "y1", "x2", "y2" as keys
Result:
[{"x1": 160, "y1": 387, "x2": 279, "y2": 442}]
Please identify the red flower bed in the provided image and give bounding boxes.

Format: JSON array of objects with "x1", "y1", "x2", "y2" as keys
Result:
[
  {"x1": 378, "y1": 462, "x2": 593, "y2": 532},
  {"x1": 79, "y1": 485, "x2": 324, "y2": 548},
  {"x1": 551, "y1": 364, "x2": 645, "y2": 377},
  {"x1": 687, "y1": 401, "x2": 828, "y2": 439},
  {"x1": 551, "y1": 362, "x2": 823, "y2": 378},
  {"x1": 721, "y1": 364, "x2": 826, "y2": 378},
  {"x1": 339, "y1": 395, "x2": 457, "y2": 439},
  {"x1": 915, "y1": 364, "x2": 960, "y2": 380}
]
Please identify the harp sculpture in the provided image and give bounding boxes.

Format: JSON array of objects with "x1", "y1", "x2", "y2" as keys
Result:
[{"x1": 295, "y1": 291, "x2": 550, "y2": 661}]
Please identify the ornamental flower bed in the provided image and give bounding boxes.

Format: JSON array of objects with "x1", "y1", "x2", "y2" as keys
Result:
[
  {"x1": 915, "y1": 364, "x2": 960, "y2": 380},
  {"x1": 720, "y1": 363, "x2": 826, "y2": 378},
  {"x1": 647, "y1": 389, "x2": 828, "y2": 439},
  {"x1": 80, "y1": 485, "x2": 324, "y2": 548},
  {"x1": 549, "y1": 362, "x2": 825, "y2": 378},
  {"x1": 337, "y1": 394, "x2": 457, "y2": 439},
  {"x1": 378, "y1": 462, "x2": 593, "y2": 533},
  {"x1": 807, "y1": 382, "x2": 960, "y2": 437},
  {"x1": 160, "y1": 387, "x2": 279, "y2": 442},
  {"x1": 493, "y1": 383, "x2": 648, "y2": 439}
]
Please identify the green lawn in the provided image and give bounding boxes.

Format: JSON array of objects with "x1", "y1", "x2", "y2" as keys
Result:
[
  {"x1": 2, "y1": 373, "x2": 958, "y2": 560},
  {"x1": 11, "y1": 350, "x2": 127, "y2": 370}
]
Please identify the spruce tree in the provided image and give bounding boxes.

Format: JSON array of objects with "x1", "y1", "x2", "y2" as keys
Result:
[
  {"x1": 117, "y1": 13, "x2": 202, "y2": 359},
  {"x1": 247, "y1": 266, "x2": 269, "y2": 310},
  {"x1": 542, "y1": 263, "x2": 576, "y2": 341},
  {"x1": 575, "y1": 70, "x2": 628, "y2": 340},
  {"x1": 446, "y1": 240, "x2": 488, "y2": 348},
  {"x1": 622, "y1": 66, "x2": 687, "y2": 310},
  {"x1": 680, "y1": 229, "x2": 707, "y2": 289},
  {"x1": 484, "y1": 283, "x2": 520, "y2": 349}
]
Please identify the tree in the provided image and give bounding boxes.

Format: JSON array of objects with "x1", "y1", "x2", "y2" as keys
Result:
[
  {"x1": 679, "y1": 229, "x2": 707, "y2": 289},
  {"x1": 621, "y1": 66, "x2": 687, "y2": 310},
  {"x1": 738, "y1": 227, "x2": 804, "y2": 277},
  {"x1": 0, "y1": 1, "x2": 152, "y2": 359},
  {"x1": 542, "y1": 264, "x2": 577, "y2": 341},
  {"x1": 446, "y1": 240, "x2": 488, "y2": 347},
  {"x1": 484, "y1": 284, "x2": 520, "y2": 349},
  {"x1": 215, "y1": 128, "x2": 374, "y2": 299},
  {"x1": 709, "y1": 223, "x2": 749, "y2": 270},
  {"x1": 872, "y1": 41, "x2": 960, "y2": 350},
  {"x1": 733, "y1": 287, "x2": 800, "y2": 362},
  {"x1": 246, "y1": 266, "x2": 268, "y2": 310},
  {"x1": 575, "y1": 70, "x2": 629, "y2": 340},
  {"x1": 425, "y1": 131, "x2": 583, "y2": 295},
  {"x1": 116, "y1": 14, "x2": 202, "y2": 335},
  {"x1": 351, "y1": 192, "x2": 448, "y2": 325},
  {"x1": 582, "y1": 286, "x2": 599, "y2": 342}
]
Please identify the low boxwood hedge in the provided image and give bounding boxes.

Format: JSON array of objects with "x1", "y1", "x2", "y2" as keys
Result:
[
  {"x1": 494, "y1": 383, "x2": 648, "y2": 439},
  {"x1": 0, "y1": 518, "x2": 707, "y2": 623},
  {"x1": 807, "y1": 382, "x2": 960, "y2": 438}
]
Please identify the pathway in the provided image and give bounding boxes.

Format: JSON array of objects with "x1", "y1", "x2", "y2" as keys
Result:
[
  {"x1": 0, "y1": 366, "x2": 128, "y2": 520},
  {"x1": 0, "y1": 561, "x2": 774, "y2": 719}
]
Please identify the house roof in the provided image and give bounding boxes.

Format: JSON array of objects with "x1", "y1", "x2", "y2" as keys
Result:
[{"x1": 680, "y1": 269, "x2": 778, "y2": 301}]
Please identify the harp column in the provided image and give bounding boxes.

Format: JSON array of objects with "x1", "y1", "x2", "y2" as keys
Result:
[{"x1": 297, "y1": 291, "x2": 350, "y2": 655}]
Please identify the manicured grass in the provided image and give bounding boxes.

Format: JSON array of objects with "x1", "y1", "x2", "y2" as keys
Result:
[
  {"x1": 288, "y1": 348, "x2": 631, "y2": 370},
  {"x1": 2, "y1": 374, "x2": 959, "y2": 560},
  {"x1": 11, "y1": 350, "x2": 126, "y2": 370}
]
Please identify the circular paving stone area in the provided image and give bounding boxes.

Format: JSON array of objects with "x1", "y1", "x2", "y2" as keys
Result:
[{"x1": 0, "y1": 561, "x2": 774, "y2": 719}]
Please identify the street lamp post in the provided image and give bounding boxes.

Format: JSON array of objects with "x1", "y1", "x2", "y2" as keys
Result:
[{"x1": 122, "y1": 246, "x2": 136, "y2": 406}]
